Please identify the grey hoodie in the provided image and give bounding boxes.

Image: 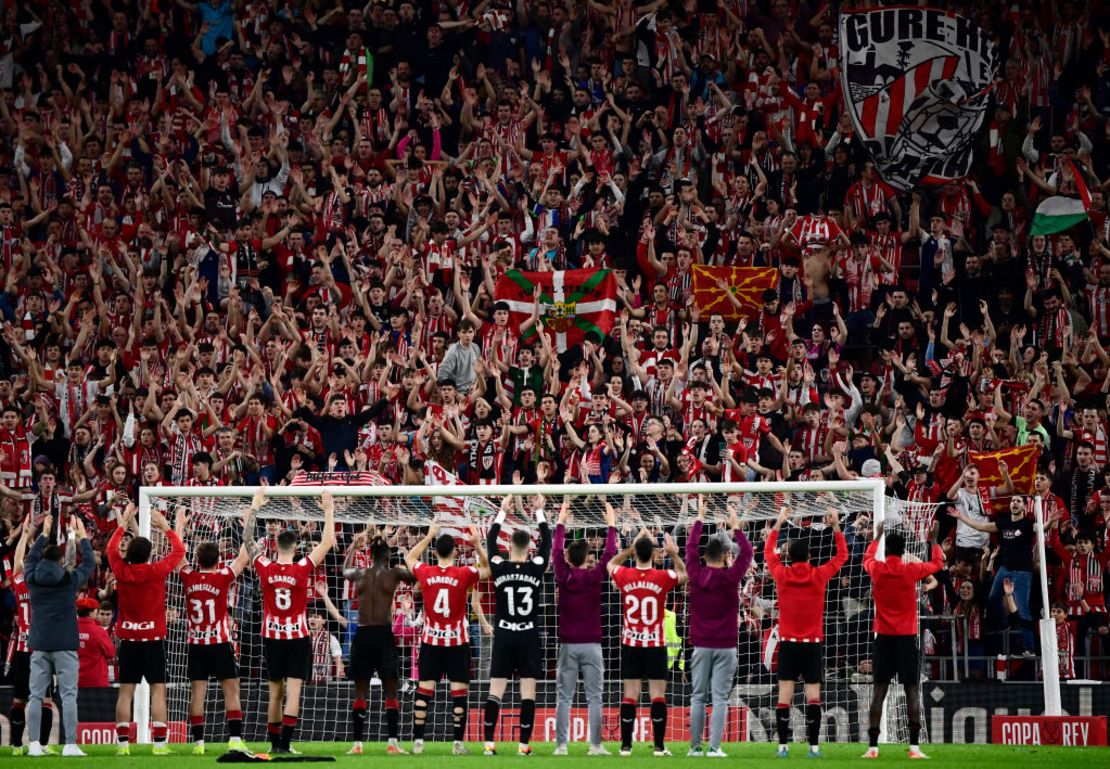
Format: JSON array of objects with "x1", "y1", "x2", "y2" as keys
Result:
[{"x1": 24, "y1": 535, "x2": 95, "y2": 652}]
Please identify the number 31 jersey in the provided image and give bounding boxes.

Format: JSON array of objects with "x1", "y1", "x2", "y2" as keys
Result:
[
  {"x1": 611, "y1": 565, "x2": 678, "y2": 648},
  {"x1": 179, "y1": 565, "x2": 236, "y2": 645},
  {"x1": 254, "y1": 555, "x2": 313, "y2": 640}
]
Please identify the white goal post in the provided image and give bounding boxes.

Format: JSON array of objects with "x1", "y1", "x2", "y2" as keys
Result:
[{"x1": 130, "y1": 478, "x2": 950, "y2": 747}]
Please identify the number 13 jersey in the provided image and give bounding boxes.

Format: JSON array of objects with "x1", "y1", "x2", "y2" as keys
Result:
[{"x1": 488, "y1": 521, "x2": 550, "y2": 632}]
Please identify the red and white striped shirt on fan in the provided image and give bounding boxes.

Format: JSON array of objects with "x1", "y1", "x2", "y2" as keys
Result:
[
  {"x1": 611, "y1": 566, "x2": 679, "y2": 648},
  {"x1": 1084, "y1": 283, "x2": 1110, "y2": 340},
  {"x1": 412, "y1": 561, "x2": 480, "y2": 647},
  {"x1": 7, "y1": 574, "x2": 29, "y2": 658},
  {"x1": 107, "y1": 526, "x2": 187, "y2": 641},
  {"x1": 1056, "y1": 618, "x2": 1076, "y2": 680},
  {"x1": 179, "y1": 565, "x2": 237, "y2": 645},
  {"x1": 343, "y1": 546, "x2": 372, "y2": 602},
  {"x1": 788, "y1": 213, "x2": 844, "y2": 256},
  {"x1": 310, "y1": 628, "x2": 340, "y2": 684},
  {"x1": 255, "y1": 555, "x2": 314, "y2": 640}
]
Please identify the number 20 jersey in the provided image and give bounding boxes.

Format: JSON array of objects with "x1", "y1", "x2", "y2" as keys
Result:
[
  {"x1": 611, "y1": 566, "x2": 678, "y2": 648},
  {"x1": 254, "y1": 555, "x2": 313, "y2": 640}
]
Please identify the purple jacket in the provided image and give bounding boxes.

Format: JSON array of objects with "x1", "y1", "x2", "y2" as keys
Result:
[
  {"x1": 685, "y1": 520, "x2": 754, "y2": 649},
  {"x1": 552, "y1": 524, "x2": 618, "y2": 644}
]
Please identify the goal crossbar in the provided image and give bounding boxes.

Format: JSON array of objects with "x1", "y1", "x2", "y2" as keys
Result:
[{"x1": 133, "y1": 480, "x2": 887, "y2": 745}]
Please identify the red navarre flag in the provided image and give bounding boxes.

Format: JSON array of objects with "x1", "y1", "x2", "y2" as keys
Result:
[
  {"x1": 691, "y1": 265, "x2": 779, "y2": 320},
  {"x1": 969, "y1": 444, "x2": 1039, "y2": 513}
]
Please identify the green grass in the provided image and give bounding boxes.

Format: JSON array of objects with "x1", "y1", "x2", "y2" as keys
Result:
[{"x1": 27, "y1": 742, "x2": 1109, "y2": 766}]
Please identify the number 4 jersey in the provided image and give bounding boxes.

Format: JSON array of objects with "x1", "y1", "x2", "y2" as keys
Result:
[
  {"x1": 255, "y1": 555, "x2": 314, "y2": 640},
  {"x1": 179, "y1": 565, "x2": 236, "y2": 645},
  {"x1": 412, "y1": 561, "x2": 480, "y2": 646},
  {"x1": 611, "y1": 565, "x2": 679, "y2": 648}
]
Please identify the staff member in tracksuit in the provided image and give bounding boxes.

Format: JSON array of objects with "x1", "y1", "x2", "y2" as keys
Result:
[{"x1": 685, "y1": 502, "x2": 754, "y2": 757}]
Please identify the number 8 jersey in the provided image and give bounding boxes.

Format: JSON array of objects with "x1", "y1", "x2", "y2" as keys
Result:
[
  {"x1": 611, "y1": 565, "x2": 679, "y2": 648},
  {"x1": 255, "y1": 555, "x2": 314, "y2": 640}
]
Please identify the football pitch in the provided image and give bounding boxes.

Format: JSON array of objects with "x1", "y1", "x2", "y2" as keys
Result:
[{"x1": 37, "y1": 742, "x2": 1109, "y2": 766}]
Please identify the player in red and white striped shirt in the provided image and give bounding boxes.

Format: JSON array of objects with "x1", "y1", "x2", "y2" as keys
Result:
[
  {"x1": 246, "y1": 491, "x2": 336, "y2": 754},
  {"x1": 403, "y1": 523, "x2": 490, "y2": 755},
  {"x1": 107, "y1": 504, "x2": 186, "y2": 755},
  {"x1": 607, "y1": 530, "x2": 688, "y2": 756},
  {"x1": 176, "y1": 491, "x2": 264, "y2": 755}
]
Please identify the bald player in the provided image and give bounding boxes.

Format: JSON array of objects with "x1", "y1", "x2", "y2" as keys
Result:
[{"x1": 343, "y1": 530, "x2": 415, "y2": 755}]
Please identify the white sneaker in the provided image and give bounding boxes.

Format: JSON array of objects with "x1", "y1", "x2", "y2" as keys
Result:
[
  {"x1": 862, "y1": 747, "x2": 879, "y2": 759},
  {"x1": 483, "y1": 741, "x2": 497, "y2": 756},
  {"x1": 706, "y1": 748, "x2": 728, "y2": 758},
  {"x1": 587, "y1": 745, "x2": 612, "y2": 756},
  {"x1": 620, "y1": 748, "x2": 633, "y2": 757},
  {"x1": 653, "y1": 748, "x2": 673, "y2": 757},
  {"x1": 453, "y1": 741, "x2": 470, "y2": 755},
  {"x1": 553, "y1": 745, "x2": 568, "y2": 756},
  {"x1": 62, "y1": 745, "x2": 87, "y2": 757},
  {"x1": 27, "y1": 742, "x2": 44, "y2": 757},
  {"x1": 412, "y1": 739, "x2": 424, "y2": 755},
  {"x1": 687, "y1": 746, "x2": 704, "y2": 757}
]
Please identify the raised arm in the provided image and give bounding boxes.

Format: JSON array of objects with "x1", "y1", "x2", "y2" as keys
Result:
[
  {"x1": 308, "y1": 491, "x2": 337, "y2": 567},
  {"x1": 404, "y1": 522, "x2": 439, "y2": 572},
  {"x1": 663, "y1": 533, "x2": 687, "y2": 586},
  {"x1": 148, "y1": 509, "x2": 187, "y2": 576},
  {"x1": 12, "y1": 515, "x2": 32, "y2": 574},
  {"x1": 814, "y1": 511, "x2": 849, "y2": 579},
  {"x1": 533, "y1": 494, "x2": 551, "y2": 567},
  {"x1": 232, "y1": 488, "x2": 266, "y2": 574},
  {"x1": 469, "y1": 526, "x2": 491, "y2": 579},
  {"x1": 945, "y1": 505, "x2": 998, "y2": 533},
  {"x1": 606, "y1": 537, "x2": 636, "y2": 576}
]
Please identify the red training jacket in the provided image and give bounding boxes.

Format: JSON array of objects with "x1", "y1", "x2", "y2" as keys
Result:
[
  {"x1": 764, "y1": 528, "x2": 848, "y2": 642},
  {"x1": 864, "y1": 539, "x2": 944, "y2": 636}
]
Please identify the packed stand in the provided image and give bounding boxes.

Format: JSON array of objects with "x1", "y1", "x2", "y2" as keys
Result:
[{"x1": 0, "y1": 0, "x2": 1107, "y2": 697}]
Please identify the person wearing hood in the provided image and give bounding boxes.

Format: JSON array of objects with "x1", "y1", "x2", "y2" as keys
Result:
[
  {"x1": 23, "y1": 513, "x2": 96, "y2": 757},
  {"x1": 77, "y1": 597, "x2": 115, "y2": 688}
]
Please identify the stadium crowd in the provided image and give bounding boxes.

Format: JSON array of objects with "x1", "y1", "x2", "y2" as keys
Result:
[{"x1": 2, "y1": 0, "x2": 1110, "y2": 747}]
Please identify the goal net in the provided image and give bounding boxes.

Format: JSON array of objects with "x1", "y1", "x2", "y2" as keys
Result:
[{"x1": 135, "y1": 478, "x2": 935, "y2": 747}]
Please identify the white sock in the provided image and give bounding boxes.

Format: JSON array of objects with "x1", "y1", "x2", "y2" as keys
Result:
[{"x1": 910, "y1": 744, "x2": 920, "y2": 752}]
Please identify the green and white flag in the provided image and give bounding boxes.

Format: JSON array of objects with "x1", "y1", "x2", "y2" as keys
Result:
[{"x1": 1031, "y1": 158, "x2": 1091, "y2": 236}]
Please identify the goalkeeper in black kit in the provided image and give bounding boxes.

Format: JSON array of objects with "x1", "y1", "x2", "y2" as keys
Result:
[{"x1": 482, "y1": 494, "x2": 551, "y2": 756}]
